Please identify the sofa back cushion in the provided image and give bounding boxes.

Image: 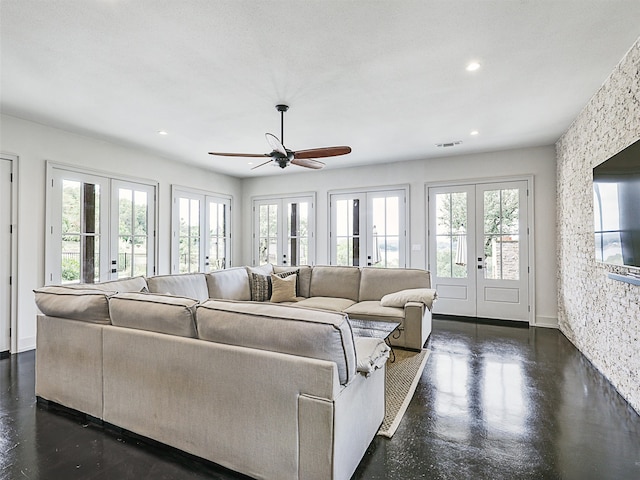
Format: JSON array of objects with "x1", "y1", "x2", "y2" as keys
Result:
[
  {"x1": 34, "y1": 286, "x2": 114, "y2": 324},
  {"x1": 147, "y1": 273, "x2": 209, "y2": 301},
  {"x1": 108, "y1": 292, "x2": 198, "y2": 338},
  {"x1": 66, "y1": 276, "x2": 149, "y2": 293},
  {"x1": 358, "y1": 267, "x2": 431, "y2": 301},
  {"x1": 308, "y1": 265, "x2": 361, "y2": 301},
  {"x1": 205, "y1": 267, "x2": 251, "y2": 301},
  {"x1": 196, "y1": 300, "x2": 356, "y2": 385}
]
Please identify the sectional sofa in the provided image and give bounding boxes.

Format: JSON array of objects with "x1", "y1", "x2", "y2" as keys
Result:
[
  {"x1": 34, "y1": 265, "x2": 436, "y2": 480},
  {"x1": 206, "y1": 264, "x2": 436, "y2": 350}
]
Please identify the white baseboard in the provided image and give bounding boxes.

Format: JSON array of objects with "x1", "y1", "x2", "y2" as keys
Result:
[
  {"x1": 17, "y1": 336, "x2": 36, "y2": 353},
  {"x1": 533, "y1": 316, "x2": 558, "y2": 329}
]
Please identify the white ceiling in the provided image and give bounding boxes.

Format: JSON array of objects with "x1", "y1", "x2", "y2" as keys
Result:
[{"x1": 2, "y1": 1, "x2": 639, "y2": 178}]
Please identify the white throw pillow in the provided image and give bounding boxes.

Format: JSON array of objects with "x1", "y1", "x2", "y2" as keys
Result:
[{"x1": 380, "y1": 288, "x2": 437, "y2": 309}]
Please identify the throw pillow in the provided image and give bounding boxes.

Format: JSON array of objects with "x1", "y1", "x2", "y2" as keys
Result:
[
  {"x1": 249, "y1": 270, "x2": 298, "y2": 302},
  {"x1": 380, "y1": 288, "x2": 438, "y2": 310},
  {"x1": 275, "y1": 269, "x2": 299, "y2": 296},
  {"x1": 270, "y1": 273, "x2": 297, "y2": 303},
  {"x1": 249, "y1": 272, "x2": 272, "y2": 301}
]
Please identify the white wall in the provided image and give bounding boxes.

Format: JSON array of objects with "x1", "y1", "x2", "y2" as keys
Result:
[
  {"x1": 0, "y1": 114, "x2": 242, "y2": 352},
  {"x1": 241, "y1": 145, "x2": 558, "y2": 326},
  {"x1": 0, "y1": 112, "x2": 558, "y2": 352}
]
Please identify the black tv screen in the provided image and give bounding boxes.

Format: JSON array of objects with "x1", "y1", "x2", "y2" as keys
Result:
[{"x1": 593, "y1": 138, "x2": 640, "y2": 269}]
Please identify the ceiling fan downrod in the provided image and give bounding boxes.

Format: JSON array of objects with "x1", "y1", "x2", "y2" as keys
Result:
[{"x1": 275, "y1": 104, "x2": 289, "y2": 146}]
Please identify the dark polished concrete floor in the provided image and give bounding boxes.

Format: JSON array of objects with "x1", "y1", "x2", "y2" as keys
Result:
[{"x1": 2, "y1": 318, "x2": 640, "y2": 480}]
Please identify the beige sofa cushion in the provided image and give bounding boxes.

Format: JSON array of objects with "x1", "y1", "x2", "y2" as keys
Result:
[
  {"x1": 206, "y1": 267, "x2": 251, "y2": 301},
  {"x1": 358, "y1": 267, "x2": 431, "y2": 301},
  {"x1": 109, "y1": 292, "x2": 198, "y2": 338},
  {"x1": 309, "y1": 266, "x2": 361, "y2": 301},
  {"x1": 344, "y1": 300, "x2": 405, "y2": 321},
  {"x1": 146, "y1": 273, "x2": 209, "y2": 301},
  {"x1": 295, "y1": 297, "x2": 356, "y2": 312},
  {"x1": 196, "y1": 300, "x2": 357, "y2": 385},
  {"x1": 34, "y1": 286, "x2": 114, "y2": 324}
]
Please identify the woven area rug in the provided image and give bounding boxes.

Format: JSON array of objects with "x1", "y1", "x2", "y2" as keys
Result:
[{"x1": 377, "y1": 348, "x2": 430, "y2": 438}]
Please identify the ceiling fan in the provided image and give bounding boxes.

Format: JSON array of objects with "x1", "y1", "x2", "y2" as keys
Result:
[{"x1": 208, "y1": 104, "x2": 351, "y2": 170}]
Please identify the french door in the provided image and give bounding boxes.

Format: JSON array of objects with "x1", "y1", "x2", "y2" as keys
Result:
[
  {"x1": 47, "y1": 165, "x2": 157, "y2": 284},
  {"x1": 1, "y1": 157, "x2": 12, "y2": 354},
  {"x1": 253, "y1": 195, "x2": 315, "y2": 267},
  {"x1": 172, "y1": 188, "x2": 231, "y2": 273},
  {"x1": 330, "y1": 188, "x2": 407, "y2": 268},
  {"x1": 428, "y1": 180, "x2": 531, "y2": 321}
]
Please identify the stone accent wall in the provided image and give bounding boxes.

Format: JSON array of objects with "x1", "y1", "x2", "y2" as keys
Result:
[{"x1": 556, "y1": 38, "x2": 640, "y2": 414}]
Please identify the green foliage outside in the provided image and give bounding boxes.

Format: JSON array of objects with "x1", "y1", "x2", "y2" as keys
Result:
[{"x1": 436, "y1": 189, "x2": 519, "y2": 278}]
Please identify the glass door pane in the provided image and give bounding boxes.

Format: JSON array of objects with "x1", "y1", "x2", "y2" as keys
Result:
[
  {"x1": 434, "y1": 191, "x2": 468, "y2": 279},
  {"x1": 334, "y1": 197, "x2": 361, "y2": 266},
  {"x1": 483, "y1": 188, "x2": 520, "y2": 280},
  {"x1": 60, "y1": 179, "x2": 101, "y2": 283},
  {"x1": 179, "y1": 197, "x2": 201, "y2": 273},
  {"x1": 113, "y1": 182, "x2": 155, "y2": 278},
  {"x1": 258, "y1": 202, "x2": 279, "y2": 265},
  {"x1": 207, "y1": 197, "x2": 230, "y2": 271},
  {"x1": 369, "y1": 192, "x2": 405, "y2": 268},
  {"x1": 286, "y1": 199, "x2": 312, "y2": 266}
]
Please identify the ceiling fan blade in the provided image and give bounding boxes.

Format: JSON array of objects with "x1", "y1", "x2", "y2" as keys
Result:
[
  {"x1": 251, "y1": 159, "x2": 274, "y2": 170},
  {"x1": 208, "y1": 152, "x2": 268, "y2": 158},
  {"x1": 293, "y1": 146, "x2": 351, "y2": 159},
  {"x1": 265, "y1": 133, "x2": 287, "y2": 156},
  {"x1": 291, "y1": 158, "x2": 325, "y2": 169}
]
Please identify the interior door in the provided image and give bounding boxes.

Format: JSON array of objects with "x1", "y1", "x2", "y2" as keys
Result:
[
  {"x1": 0, "y1": 158, "x2": 11, "y2": 354},
  {"x1": 429, "y1": 180, "x2": 530, "y2": 322}
]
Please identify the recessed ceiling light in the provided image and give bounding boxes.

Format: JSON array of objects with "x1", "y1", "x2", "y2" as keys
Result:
[
  {"x1": 466, "y1": 62, "x2": 481, "y2": 72},
  {"x1": 248, "y1": 162, "x2": 254, "y2": 165},
  {"x1": 470, "y1": 130, "x2": 479, "y2": 136},
  {"x1": 157, "y1": 130, "x2": 168, "y2": 135}
]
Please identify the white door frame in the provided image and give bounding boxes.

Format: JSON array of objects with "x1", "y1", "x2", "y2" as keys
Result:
[
  {"x1": 46, "y1": 162, "x2": 158, "y2": 284},
  {"x1": 426, "y1": 175, "x2": 535, "y2": 324},
  {"x1": 1, "y1": 153, "x2": 19, "y2": 354},
  {"x1": 252, "y1": 193, "x2": 316, "y2": 267},
  {"x1": 328, "y1": 185, "x2": 409, "y2": 268}
]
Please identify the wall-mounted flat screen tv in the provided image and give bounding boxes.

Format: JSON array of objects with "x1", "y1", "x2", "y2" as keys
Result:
[{"x1": 593, "y1": 138, "x2": 640, "y2": 269}]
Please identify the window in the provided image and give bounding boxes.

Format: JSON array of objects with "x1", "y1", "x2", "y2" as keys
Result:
[
  {"x1": 330, "y1": 188, "x2": 408, "y2": 268},
  {"x1": 172, "y1": 187, "x2": 232, "y2": 273},
  {"x1": 253, "y1": 195, "x2": 315, "y2": 266},
  {"x1": 46, "y1": 164, "x2": 156, "y2": 284}
]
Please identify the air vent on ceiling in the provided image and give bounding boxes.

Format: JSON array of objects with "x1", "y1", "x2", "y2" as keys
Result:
[{"x1": 436, "y1": 141, "x2": 463, "y2": 148}]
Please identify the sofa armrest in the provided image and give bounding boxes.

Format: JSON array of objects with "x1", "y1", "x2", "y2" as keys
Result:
[{"x1": 402, "y1": 301, "x2": 432, "y2": 350}]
